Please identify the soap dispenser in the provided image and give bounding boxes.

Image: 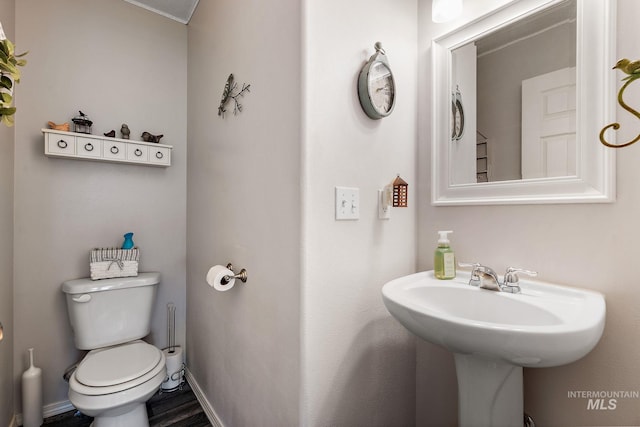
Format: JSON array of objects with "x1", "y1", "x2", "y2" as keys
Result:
[{"x1": 434, "y1": 230, "x2": 455, "y2": 279}]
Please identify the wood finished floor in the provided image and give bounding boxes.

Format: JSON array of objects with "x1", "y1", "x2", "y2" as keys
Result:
[{"x1": 42, "y1": 382, "x2": 211, "y2": 427}]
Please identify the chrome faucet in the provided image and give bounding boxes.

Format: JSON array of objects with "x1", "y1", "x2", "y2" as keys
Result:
[{"x1": 459, "y1": 263, "x2": 537, "y2": 294}]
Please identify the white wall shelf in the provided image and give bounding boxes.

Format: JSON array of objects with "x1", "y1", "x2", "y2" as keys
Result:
[{"x1": 42, "y1": 129, "x2": 173, "y2": 167}]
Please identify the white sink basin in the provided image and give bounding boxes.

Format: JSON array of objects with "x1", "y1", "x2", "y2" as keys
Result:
[
  {"x1": 382, "y1": 270, "x2": 606, "y2": 427},
  {"x1": 382, "y1": 270, "x2": 605, "y2": 367}
]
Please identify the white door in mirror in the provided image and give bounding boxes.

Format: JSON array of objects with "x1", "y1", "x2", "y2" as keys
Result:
[{"x1": 522, "y1": 67, "x2": 576, "y2": 179}]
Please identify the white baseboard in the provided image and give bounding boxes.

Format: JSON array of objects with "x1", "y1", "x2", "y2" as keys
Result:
[
  {"x1": 15, "y1": 399, "x2": 75, "y2": 426},
  {"x1": 185, "y1": 368, "x2": 224, "y2": 427},
  {"x1": 12, "y1": 373, "x2": 219, "y2": 426}
]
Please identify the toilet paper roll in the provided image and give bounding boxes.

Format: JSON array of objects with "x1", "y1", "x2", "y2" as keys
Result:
[
  {"x1": 161, "y1": 346, "x2": 184, "y2": 391},
  {"x1": 206, "y1": 265, "x2": 235, "y2": 291}
]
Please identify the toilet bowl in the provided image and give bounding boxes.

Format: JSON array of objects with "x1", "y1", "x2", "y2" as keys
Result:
[
  {"x1": 68, "y1": 340, "x2": 166, "y2": 427},
  {"x1": 62, "y1": 273, "x2": 165, "y2": 426}
]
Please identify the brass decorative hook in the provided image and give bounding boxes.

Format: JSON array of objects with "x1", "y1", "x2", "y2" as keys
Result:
[{"x1": 600, "y1": 59, "x2": 640, "y2": 148}]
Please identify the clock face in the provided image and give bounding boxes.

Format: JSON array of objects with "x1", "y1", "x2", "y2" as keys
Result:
[{"x1": 367, "y1": 62, "x2": 395, "y2": 115}]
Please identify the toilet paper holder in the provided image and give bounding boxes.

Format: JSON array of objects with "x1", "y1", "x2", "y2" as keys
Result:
[{"x1": 221, "y1": 263, "x2": 248, "y2": 285}]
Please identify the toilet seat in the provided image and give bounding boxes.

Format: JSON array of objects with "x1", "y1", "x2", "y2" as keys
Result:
[{"x1": 70, "y1": 340, "x2": 165, "y2": 396}]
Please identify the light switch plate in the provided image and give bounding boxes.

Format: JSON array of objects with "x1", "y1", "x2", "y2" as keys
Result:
[{"x1": 335, "y1": 186, "x2": 359, "y2": 220}]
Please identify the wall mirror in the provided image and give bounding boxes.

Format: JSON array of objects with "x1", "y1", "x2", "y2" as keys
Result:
[{"x1": 431, "y1": 0, "x2": 616, "y2": 205}]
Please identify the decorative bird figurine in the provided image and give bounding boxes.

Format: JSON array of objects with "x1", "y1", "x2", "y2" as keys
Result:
[
  {"x1": 47, "y1": 121, "x2": 70, "y2": 131},
  {"x1": 613, "y1": 58, "x2": 640, "y2": 81},
  {"x1": 120, "y1": 124, "x2": 130, "y2": 139},
  {"x1": 141, "y1": 131, "x2": 164, "y2": 143},
  {"x1": 103, "y1": 130, "x2": 116, "y2": 138}
]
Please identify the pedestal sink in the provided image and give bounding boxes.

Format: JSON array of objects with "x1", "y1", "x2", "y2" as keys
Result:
[{"x1": 382, "y1": 270, "x2": 605, "y2": 427}]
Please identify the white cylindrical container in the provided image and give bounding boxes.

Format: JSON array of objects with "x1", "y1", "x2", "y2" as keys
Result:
[
  {"x1": 161, "y1": 346, "x2": 184, "y2": 391},
  {"x1": 21, "y1": 348, "x2": 43, "y2": 427}
]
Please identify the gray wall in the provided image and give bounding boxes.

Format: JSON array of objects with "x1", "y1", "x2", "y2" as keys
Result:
[
  {"x1": 187, "y1": 0, "x2": 418, "y2": 425},
  {"x1": 418, "y1": 0, "x2": 640, "y2": 426},
  {"x1": 301, "y1": 0, "x2": 418, "y2": 425},
  {"x1": 186, "y1": 0, "x2": 302, "y2": 425},
  {"x1": 0, "y1": 1, "x2": 15, "y2": 424},
  {"x1": 13, "y1": 0, "x2": 187, "y2": 412}
]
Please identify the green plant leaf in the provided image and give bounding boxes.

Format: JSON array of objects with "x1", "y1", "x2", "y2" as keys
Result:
[
  {"x1": 0, "y1": 38, "x2": 26, "y2": 127},
  {"x1": 0, "y1": 76, "x2": 12, "y2": 90},
  {"x1": 0, "y1": 92, "x2": 12, "y2": 104},
  {"x1": 15, "y1": 51, "x2": 28, "y2": 58},
  {"x1": 0, "y1": 112, "x2": 15, "y2": 127},
  {"x1": 0, "y1": 61, "x2": 19, "y2": 78},
  {"x1": 2, "y1": 39, "x2": 14, "y2": 56}
]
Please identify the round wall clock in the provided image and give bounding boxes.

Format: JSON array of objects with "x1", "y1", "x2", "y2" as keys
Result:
[{"x1": 357, "y1": 42, "x2": 396, "y2": 120}]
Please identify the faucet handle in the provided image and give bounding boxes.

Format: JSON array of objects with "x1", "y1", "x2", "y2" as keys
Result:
[
  {"x1": 458, "y1": 262, "x2": 483, "y2": 287},
  {"x1": 504, "y1": 267, "x2": 537, "y2": 283},
  {"x1": 458, "y1": 262, "x2": 481, "y2": 270},
  {"x1": 502, "y1": 267, "x2": 537, "y2": 293}
]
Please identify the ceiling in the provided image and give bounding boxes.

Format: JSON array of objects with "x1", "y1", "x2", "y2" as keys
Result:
[{"x1": 123, "y1": 0, "x2": 200, "y2": 24}]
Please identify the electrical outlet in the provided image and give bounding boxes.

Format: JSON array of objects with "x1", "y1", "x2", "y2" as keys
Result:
[{"x1": 378, "y1": 189, "x2": 391, "y2": 220}]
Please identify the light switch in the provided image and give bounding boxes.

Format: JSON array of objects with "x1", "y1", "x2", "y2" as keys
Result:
[{"x1": 335, "y1": 186, "x2": 359, "y2": 220}]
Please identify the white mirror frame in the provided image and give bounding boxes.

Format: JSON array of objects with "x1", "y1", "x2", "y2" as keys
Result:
[{"x1": 431, "y1": 0, "x2": 616, "y2": 205}]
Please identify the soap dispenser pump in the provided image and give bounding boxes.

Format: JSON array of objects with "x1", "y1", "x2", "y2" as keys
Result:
[{"x1": 434, "y1": 230, "x2": 456, "y2": 279}]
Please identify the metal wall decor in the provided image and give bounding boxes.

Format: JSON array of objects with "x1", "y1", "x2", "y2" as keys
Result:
[
  {"x1": 600, "y1": 58, "x2": 640, "y2": 148},
  {"x1": 218, "y1": 74, "x2": 251, "y2": 118}
]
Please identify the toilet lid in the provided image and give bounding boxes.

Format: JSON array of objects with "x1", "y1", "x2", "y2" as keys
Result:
[{"x1": 76, "y1": 341, "x2": 162, "y2": 387}]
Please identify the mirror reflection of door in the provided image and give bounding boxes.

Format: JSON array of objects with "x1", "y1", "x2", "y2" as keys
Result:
[
  {"x1": 521, "y1": 67, "x2": 576, "y2": 179},
  {"x1": 452, "y1": 0, "x2": 576, "y2": 184}
]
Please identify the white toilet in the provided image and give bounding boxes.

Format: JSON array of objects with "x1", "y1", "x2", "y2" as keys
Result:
[{"x1": 62, "y1": 272, "x2": 167, "y2": 427}]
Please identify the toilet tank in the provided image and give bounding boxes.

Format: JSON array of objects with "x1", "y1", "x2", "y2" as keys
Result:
[{"x1": 62, "y1": 272, "x2": 160, "y2": 350}]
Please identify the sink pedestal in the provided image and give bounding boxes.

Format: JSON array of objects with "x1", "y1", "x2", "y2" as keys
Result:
[{"x1": 454, "y1": 354, "x2": 522, "y2": 427}]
